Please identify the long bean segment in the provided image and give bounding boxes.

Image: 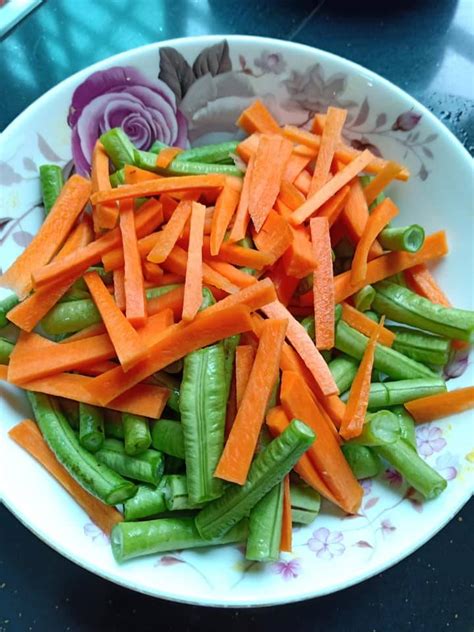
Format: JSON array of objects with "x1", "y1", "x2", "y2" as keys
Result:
[
  {"x1": 100, "y1": 128, "x2": 136, "y2": 169},
  {"x1": 123, "y1": 482, "x2": 167, "y2": 521},
  {"x1": 0, "y1": 294, "x2": 20, "y2": 329},
  {"x1": 122, "y1": 413, "x2": 151, "y2": 456},
  {"x1": 153, "y1": 373, "x2": 180, "y2": 413},
  {"x1": 290, "y1": 481, "x2": 321, "y2": 525},
  {"x1": 364, "y1": 378, "x2": 447, "y2": 410},
  {"x1": 95, "y1": 438, "x2": 164, "y2": 486},
  {"x1": 134, "y1": 149, "x2": 243, "y2": 178},
  {"x1": 59, "y1": 397, "x2": 80, "y2": 429},
  {"x1": 388, "y1": 326, "x2": 452, "y2": 366},
  {"x1": 0, "y1": 337, "x2": 14, "y2": 364},
  {"x1": 39, "y1": 164, "x2": 64, "y2": 216},
  {"x1": 223, "y1": 334, "x2": 240, "y2": 401},
  {"x1": 348, "y1": 410, "x2": 401, "y2": 447},
  {"x1": 373, "y1": 281, "x2": 474, "y2": 342},
  {"x1": 246, "y1": 482, "x2": 284, "y2": 562},
  {"x1": 379, "y1": 225, "x2": 425, "y2": 253},
  {"x1": 195, "y1": 419, "x2": 315, "y2": 540},
  {"x1": 328, "y1": 354, "x2": 359, "y2": 393},
  {"x1": 354, "y1": 285, "x2": 376, "y2": 312},
  {"x1": 27, "y1": 392, "x2": 136, "y2": 504},
  {"x1": 163, "y1": 474, "x2": 203, "y2": 511},
  {"x1": 174, "y1": 141, "x2": 239, "y2": 164},
  {"x1": 151, "y1": 419, "x2": 185, "y2": 459},
  {"x1": 341, "y1": 444, "x2": 383, "y2": 479},
  {"x1": 79, "y1": 403, "x2": 105, "y2": 453},
  {"x1": 390, "y1": 405, "x2": 416, "y2": 449}
]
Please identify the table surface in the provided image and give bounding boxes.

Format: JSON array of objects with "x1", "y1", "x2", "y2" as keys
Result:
[{"x1": 0, "y1": 0, "x2": 472, "y2": 630}]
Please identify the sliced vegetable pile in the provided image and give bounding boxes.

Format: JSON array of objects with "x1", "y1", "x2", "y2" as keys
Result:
[{"x1": 2, "y1": 100, "x2": 473, "y2": 565}]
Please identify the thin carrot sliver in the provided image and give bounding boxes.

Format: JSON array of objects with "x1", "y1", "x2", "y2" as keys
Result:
[
  {"x1": 309, "y1": 106, "x2": 347, "y2": 197},
  {"x1": 210, "y1": 177, "x2": 242, "y2": 255},
  {"x1": 276, "y1": 199, "x2": 316, "y2": 279},
  {"x1": 228, "y1": 154, "x2": 254, "y2": 243},
  {"x1": 405, "y1": 386, "x2": 474, "y2": 423},
  {"x1": 142, "y1": 260, "x2": 163, "y2": 284},
  {"x1": 205, "y1": 278, "x2": 277, "y2": 317},
  {"x1": 155, "y1": 147, "x2": 182, "y2": 169},
  {"x1": 317, "y1": 184, "x2": 351, "y2": 226},
  {"x1": 124, "y1": 164, "x2": 162, "y2": 184},
  {"x1": 280, "y1": 475, "x2": 292, "y2": 553},
  {"x1": 120, "y1": 199, "x2": 147, "y2": 327},
  {"x1": 404, "y1": 263, "x2": 451, "y2": 307},
  {"x1": 235, "y1": 345, "x2": 256, "y2": 407},
  {"x1": 182, "y1": 202, "x2": 206, "y2": 321},
  {"x1": 284, "y1": 148, "x2": 314, "y2": 183},
  {"x1": 341, "y1": 302, "x2": 395, "y2": 346},
  {"x1": 55, "y1": 216, "x2": 94, "y2": 260},
  {"x1": 205, "y1": 260, "x2": 256, "y2": 289},
  {"x1": 236, "y1": 99, "x2": 281, "y2": 134},
  {"x1": 363, "y1": 160, "x2": 402, "y2": 206},
  {"x1": 60, "y1": 323, "x2": 107, "y2": 343},
  {"x1": 215, "y1": 318, "x2": 288, "y2": 485},
  {"x1": 147, "y1": 199, "x2": 192, "y2": 264},
  {"x1": 201, "y1": 237, "x2": 274, "y2": 269},
  {"x1": 252, "y1": 209, "x2": 293, "y2": 262},
  {"x1": 293, "y1": 169, "x2": 312, "y2": 196},
  {"x1": 310, "y1": 217, "x2": 334, "y2": 350},
  {"x1": 339, "y1": 180, "x2": 379, "y2": 257},
  {"x1": 266, "y1": 258, "x2": 299, "y2": 306},
  {"x1": 91, "y1": 141, "x2": 118, "y2": 232},
  {"x1": 113, "y1": 268, "x2": 126, "y2": 311},
  {"x1": 9, "y1": 419, "x2": 123, "y2": 535}
]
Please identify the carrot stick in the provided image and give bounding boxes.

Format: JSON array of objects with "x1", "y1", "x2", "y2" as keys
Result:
[
  {"x1": 210, "y1": 177, "x2": 242, "y2": 255},
  {"x1": 9, "y1": 419, "x2": 123, "y2": 535},
  {"x1": 311, "y1": 113, "x2": 325, "y2": 134},
  {"x1": 205, "y1": 260, "x2": 256, "y2": 289},
  {"x1": 252, "y1": 210, "x2": 293, "y2": 261},
  {"x1": 363, "y1": 160, "x2": 402, "y2": 206},
  {"x1": 261, "y1": 300, "x2": 338, "y2": 396},
  {"x1": 293, "y1": 169, "x2": 312, "y2": 196},
  {"x1": 154, "y1": 273, "x2": 184, "y2": 286},
  {"x1": 317, "y1": 184, "x2": 351, "y2": 226},
  {"x1": 84, "y1": 271, "x2": 148, "y2": 371},
  {"x1": 155, "y1": 147, "x2": 182, "y2": 169},
  {"x1": 228, "y1": 155, "x2": 255, "y2": 243},
  {"x1": 309, "y1": 107, "x2": 347, "y2": 196},
  {"x1": 104, "y1": 232, "x2": 161, "y2": 271},
  {"x1": 280, "y1": 371, "x2": 363, "y2": 513},
  {"x1": 351, "y1": 198, "x2": 399, "y2": 285},
  {"x1": 84, "y1": 305, "x2": 254, "y2": 405},
  {"x1": 340, "y1": 317, "x2": 385, "y2": 440},
  {"x1": 278, "y1": 180, "x2": 306, "y2": 210},
  {"x1": 79, "y1": 361, "x2": 119, "y2": 376},
  {"x1": 284, "y1": 148, "x2": 314, "y2": 183},
  {"x1": 55, "y1": 215, "x2": 94, "y2": 260},
  {"x1": 215, "y1": 318, "x2": 288, "y2": 485},
  {"x1": 91, "y1": 141, "x2": 118, "y2": 232},
  {"x1": 341, "y1": 302, "x2": 395, "y2": 346},
  {"x1": 201, "y1": 237, "x2": 274, "y2": 269},
  {"x1": 119, "y1": 199, "x2": 147, "y2": 326},
  {"x1": 91, "y1": 174, "x2": 225, "y2": 205},
  {"x1": 147, "y1": 199, "x2": 192, "y2": 264},
  {"x1": 276, "y1": 200, "x2": 317, "y2": 279},
  {"x1": 310, "y1": 217, "x2": 334, "y2": 350},
  {"x1": 404, "y1": 263, "x2": 451, "y2": 307},
  {"x1": 280, "y1": 475, "x2": 292, "y2": 553},
  {"x1": 205, "y1": 278, "x2": 277, "y2": 316},
  {"x1": 405, "y1": 386, "x2": 474, "y2": 423},
  {"x1": 266, "y1": 258, "x2": 299, "y2": 306},
  {"x1": 113, "y1": 268, "x2": 126, "y2": 310},
  {"x1": 182, "y1": 202, "x2": 206, "y2": 321},
  {"x1": 1, "y1": 175, "x2": 92, "y2": 299},
  {"x1": 142, "y1": 261, "x2": 163, "y2": 284},
  {"x1": 236, "y1": 99, "x2": 281, "y2": 134},
  {"x1": 235, "y1": 345, "x2": 256, "y2": 407},
  {"x1": 61, "y1": 323, "x2": 107, "y2": 343}
]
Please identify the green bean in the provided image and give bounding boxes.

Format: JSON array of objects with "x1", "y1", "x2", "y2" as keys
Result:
[
  {"x1": 390, "y1": 406, "x2": 417, "y2": 449},
  {"x1": 163, "y1": 474, "x2": 203, "y2": 511},
  {"x1": 100, "y1": 128, "x2": 136, "y2": 169},
  {"x1": 364, "y1": 378, "x2": 447, "y2": 410},
  {"x1": 373, "y1": 281, "x2": 474, "y2": 342},
  {"x1": 348, "y1": 410, "x2": 401, "y2": 447},
  {"x1": 111, "y1": 517, "x2": 248, "y2": 563},
  {"x1": 153, "y1": 373, "x2": 180, "y2": 413},
  {"x1": 27, "y1": 392, "x2": 136, "y2": 504},
  {"x1": 0, "y1": 337, "x2": 14, "y2": 364},
  {"x1": 364, "y1": 310, "x2": 379, "y2": 323},
  {"x1": 376, "y1": 439, "x2": 447, "y2": 499},
  {"x1": 0, "y1": 294, "x2": 19, "y2": 329},
  {"x1": 328, "y1": 354, "x2": 359, "y2": 393},
  {"x1": 164, "y1": 455, "x2": 185, "y2": 474},
  {"x1": 103, "y1": 410, "x2": 124, "y2": 439},
  {"x1": 123, "y1": 482, "x2": 167, "y2": 520},
  {"x1": 95, "y1": 438, "x2": 164, "y2": 486},
  {"x1": 122, "y1": 413, "x2": 151, "y2": 456},
  {"x1": 151, "y1": 419, "x2": 185, "y2": 459},
  {"x1": 59, "y1": 288, "x2": 91, "y2": 302},
  {"x1": 290, "y1": 480, "x2": 321, "y2": 524},
  {"x1": 195, "y1": 419, "x2": 315, "y2": 540},
  {"x1": 354, "y1": 285, "x2": 376, "y2": 312},
  {"x1": 246, "y1": 481, "x2": 283, "y2": 562},
  {"x1": 341, "y1": 443, "x2": 383, "y2": 479},
  {"x1": 174, "y1": 141, "x2": 239, "y2": 164},
  {"x1": 388, "y1": 325, "x2": 452, "y2": 366},
  {"x1": 335, "y1": 320, "x2": 437, "y2": 380},
  {"x1": 134, "y1": 149, "x2": 243, "y2": 178},
  {"x1": 223, "y1": 334, "x2": 240, "y2": 401},
  {"x1": 79, "y1": 403, "x2": 105, "y2": 453},
  {"x1": 58, "y1": 398, "x2": 80, "y2": 429},
  {"x1": 39, "y1": 164, "x2": 64, "y2": 216},
  {"x1": 149, "y1": 140, "x2": 169, "y2": 154},
  {"x1": 379, "y1": 225, "x2": 425, "y2": 253},
  {"x1": 109, "y1": 168, "x2": 125, "y2": 188}
]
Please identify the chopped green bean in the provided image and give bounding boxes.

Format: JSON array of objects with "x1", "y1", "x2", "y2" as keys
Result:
[
  {"x1": 364, "y1": 310, "x2": 380, "y2": 323},
  {"x1": 354, "y1": 285, "x2": 376, "y2": 312},
  {"x1": 95, "y1": 438, "x2": 164, "y2": 486},
  {"x1": 109, "y1": 168, "x2": 125, "y2": 187},
  {"x1": 164, "y1": 455, "x2": 185, "y2": 474},
  {"x1": 0, "y1": 337, "x2": 14, "y2": 364},
  {"x1": 328, "y1": 354, "x2": 359, "y2": 393},
  {"x1": 153, "y1": 373, "x2": 180, "y2": 413},
  {"x1": 379, "y1": 225, "x2": 425, "y2": 253},
  {"x1": 174, "y1": 141, "x2": 239, "y2": 164},
  {"x1": 223, "y1": 334, "x2": 240, "y2": 401},
  {"x1": 290, "y1": 481, "x2": 321, "y2": 525},
  {"x1": 0, "y1": 294, "x2": 19, "y2": 329},
  {"x1": 151, "y1": 419, "x2": 185, "y2": 459},
  {"x1": 134, "y1": 149, "x2": 243, "y2": 177},
  {"x1": 163, "y1": 474, "x2": 203, "y2": 511},
  {"x1": 390, "y1": 405, "x2": 417, "y2": 449},
  {"x1": 79, "y1": 403, "x2": 105, "y2": 453},
  {"x1": 246, "y1": 482, "x2": 283, "y2": 562},
  {"x1": 348, "y1": 410, "x2": 401, "y2": 447},
  {"x1": 100, "y1": 128, "x2": 136, "y2": 169},
  {"x1": 122, "y1": 413, "x2": 151, "y2": 456},
  {"x1": 123, "y1": 482, "x2": 167, "y2": 520},
  {"x1": 149, "y1": 140, "x2": 169, "y2": 154},
  {"x1": 39, "y1": 164, "x2": 64, "y2": 216},
  {"x1": 363, "y1": 378, "x2": 447, "y2": 410},
  {"x1": 341, "y1": 443, "x2": 383, "y2": 479},
  {"x1": 58, "y1": 398, "x2": 80, "y2": 429},
  {"x1": 388, "y1": 325, "x2": 452, "y2": 366}
]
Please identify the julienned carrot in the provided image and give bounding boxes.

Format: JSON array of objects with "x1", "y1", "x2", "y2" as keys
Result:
[
  {"x1": 341, "y1": 302, "x2": 395, "y2": 346},
  {"x1": 79, "y1": 361, "x2": 119, "y2": 376},
  {"x1": 291, "y1": 150, "x2": 374, "y2": 225},
  {"x1": 120, "y1": 200, "x2": 147, "y2": 327},
  {"x1": 278, "y1": 180, "x2": 306, "y2": 211},
  {"x1": 280, "y1": 371, "x2": 363, "y2": 514},
  {"x1": 91, "y1": 174, "x2": 225, "y2": 205},
  {"x1": 293, "y1": 169, "x2": 312, "y2": 196},
  {"x1": 266, "y1": 258, "x2": 299, "y2": 306},
  {"x1": 235, "y1": 345, "x2": 256, "y2": 407},
  {"x1": 155, "y1": 147, "x2": 183, "y2": 168},
  {"x1": 311, "y1": 113, "x2": 325, "y2": 134},
  {"x1": 309, "y1": 107, "x2": 347, "y2": 197},
  {"x1": 351, "y1": 198, "x2": 399, "y2": 285},
  {"x1": 182, "y1": 202, "x2": 206, "y2": 321},
  {"x1": 252, "y1": 210, "x2": 293, "y2": 261},
  {"x1": 261, "y1": 300, "x2": 338, "y2": 396},
  {"x1": 147, "y1": 200, "x2": 192, "y2": 264},
  {"x1": 340, "y1": 317, "x2": 385, "y2": 440},
  {"x1": 215, "y1": 318, "x2": 288, "y2": 485},
  {"x1": 123, "y1": 164, "x2": 162, "y2": 185},
  {"x1": 339, "y1": 180, "x2": 382, "y2": 259},
  {"x1": 236, "y1": 99, "x2": 281, "y2": 135},
  {"x1": 113, "y1": 268, "x2": 126, "y2": 311},
  {"x1": 317, "y1": 184, "x2": 351, "y2": 227},
  {"x1": 404, "y1": 386, "x2": 474, "y2": 423},
  {"x1": 228, "y1": 154, "x2": 254, "y2": 243},
  {"x1": 310, "y1": 217, "x2": 334, "y2": 350},
  {"x1": 201, "y1": 237, "x2": 274, "y2": 270},
  {"x1": 84, "y1": 271, "x2": 147, "y2": 372},
  {"x1": 147, "y1": 286, "x2": 185, "y2": 320},
  {"x1": 363, "y1": 160, "x2": 402, "y2": 206},
  {"x1": 284, "y1": 147, "x2": 314, "y2": 183},
  {"x1": 32, "y1": 199, "x2": 164, "y2": 288},
  {"x1": 280, "y1": 475, "x2": 292, "y2": 553},
  {"x1": 60, "y1": 323, "x2": 107, "y2": 343},
  {"x1": 210, "y1": 177, "x2": 242, "y2": 255},
  {"x1": 404, "y1": 263, "x2": 451, "y2": 307},
  {"x1": 87, "y1": 305, "x2": 254, "y2": 406},
  {"x1": 9, "y1": 419, "x2": 123, "y2": 535},
  {"x1": 55, "y1": 216, "x2": 94, "y2": 260},
  {"x1": 91, "y1": 141, "x2": 118, "y2": 231},
  {"x1": 1, "y1": 175, "x2": 92, "y2": 299},
  {"x1": 276, "y1": 200, "x2": 316, "y2": 279},
  {"x1": 142, "y1": 261, "x2": 163, "y2": 284},
  {"x1": 205, "y1": 260, "x2": 256, "y2": 289},
  {"x1": 205, "y1": 278, "x2": 277, "y2": 317}
]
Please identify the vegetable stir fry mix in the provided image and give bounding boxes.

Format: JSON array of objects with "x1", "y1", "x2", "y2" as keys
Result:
[{"x1": 2, "y1": 100, "x2": 473, "y2": 565}]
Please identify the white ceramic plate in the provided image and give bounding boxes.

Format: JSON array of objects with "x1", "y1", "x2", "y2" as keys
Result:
[{"x1": 0, "y1": 35, "x2": 473, "y2": 607}]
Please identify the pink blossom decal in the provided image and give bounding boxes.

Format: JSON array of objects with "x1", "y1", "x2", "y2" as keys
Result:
[
  {"x1": 254, "y1": 51, "x2": 286, "y2": 75},
  {"x1": 271, "y1": 558, "x2": 301, "y2": 580},
  {"x1": 308, "y1": 527, "x2": 345, "y2": 560},
  {"x1": 392, "y1": 111, "x2": 422, "y2": 131},
  {"x1": 380, "y1": 519, "x2": 396, "y2": 535},
  {"x1": 384, "y1": 468, "x2": 403, "y2": 487},
  {"x1": 416, "y1": 425, "x2": 446, "y2": 457},
  {"x1": 83, "y1": 523, "x2": 109, "y2": 544}
]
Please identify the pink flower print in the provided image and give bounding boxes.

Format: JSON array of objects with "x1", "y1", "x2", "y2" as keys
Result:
[
  {"x1": 360, "y1": 478, "x2": 373, "y2": 495},
  {"x1": 271, "y1": 559, "x2": 301, "y2": 580},
  {"x1": 384, "y1": 468, "x2": 403, "y2": 487},
  {"x1": 83, "y1": 523, "x2": 109, "y2": 544},
  {"x1": 380, "y1": 519, "x2": 396, "y2": 535},
  {"x1": 416, "y1": 425, "x2": 446, "y2": 457},
  {"x1": 308, "y1": 527, "x2": 345, "y2": 560},
  {"x1": 435, "y1": 452, "x2": 459, "y2": 481},
  {"x1": 392, "y1": 111, "x2": 422, "y2": 131},
  {"x1": 254, "y1": 51, "x2": 287, "y2": 75}
]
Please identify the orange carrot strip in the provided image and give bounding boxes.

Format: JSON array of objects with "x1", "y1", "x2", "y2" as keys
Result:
[
  {"x1": 146, "y1": 286, "x2": 185, "y2": 320},
  {"x1": 280, "y1": 475, "x2": 292, "y2": 553},
  {"x1": 291, "y1": 150, "x2": 373, "y2": 225},
  {"x1": 84, "y1": 271, "x2": 147, "y2": 371},
  {"x1": 91, "y1": 141, "x2": 118, "y2": 232},
  {"x1": 340, "y1": 317, "x2": 385, "y2": 440},
  {"x1": 123, "y1": 164, "x2": 162, "y2": 184},
  {"x1": 404, "y1": 263, "x2": 451, "y2": 307},
  {"x1": 311, "y1": 113, "x2": 325, "y2": 134},
  {"x1": 276, "y1": 200, "x2": 317, "y2": 279},
  {"x1": 1, "y1": 175, "x2": 92, "y2": 299},
  {"x1": 235, "y1": 345, "x2": 256, "y2": 407},
  {"x1": 278, "y1": 180, "x2": 306, "y2": 210},
  {"x1": 182, "y1": 202, "x2": 206, "y2": 321},
  {"x1": 85, "y1": 305, "x2": 254, "y2": 405},
  {"x1": 293, "y1": 169, "x2": 312, "y2": 196},
  {"x1": 317, "y1": 184, "x2": 351, "y2": 226},
  {"x1": 113, "y1": 268, "x2": 126, "y2": 311},
  {"x1": 341, "y1": 302, "x2": 395, "y2": 347},
  {"x1": 309, "y1": 107, "x2": 347, "y2": 196},
  {"x1": 363, "y1": 160, "x2": 403, "y2": 206},
  {"x1": 266, "y1": 258, "x2": 299, "y2": 306},
  {"x1": 147, "y1": 199, "x2": 192, "y2": 264},
  {"x1": 32, "y1": 199, "x2": 163, "y2": 288},
  {"x1": 210, "y1": 177, "x2": 242, "y2": 255},
  {"x1": 154, "y1": 273, "x2": 184, "y2": 287},
  {"x1": 79, "y1": 361, "x2": 119, "y2": 376},
  {"x1": 310, "y1": 217, "x2": 334, "y2": 350},
  {"x1": 215, "y1": 318, "x2": 288, "y2": 484},
  {"x1": 91, "y1": 174, "x2": 225, "y2": 205},
  {"x1": 340, "y1": 179, "x2": 382, "y2": 258},
  {"x1": 155, "y1": 147, "x2": 182, "y2": 169},
  {"x1": 142, "y1": 260, "x2": 164, "y2": 284},
  {"x1": 119, "y1": 199, "x2": 147, "y2": 326},
  {"x1": 228, "y1": 154, "x2": 255, "y2": 243},
  {"x1": 351, "y1": 198, "x2": 399, "y2": 285},
  {"x1": 9, "y1": 419, "x2": 123, "y2": 535},
  {"x1": 405, "y1": 386, "x2": 474, "y2": 423},
  {"x1": 201, "y1": 237, "x2": 274, "y2": 269},
  {"x1": 280, "y1": 371, "x2": 362, "y2": 513},
  {"x1": 104, "y1": 232, "x2": 161, "y2": 271},
  {"x1": 55, "y1": 215, "x2": 94, "y2": 260},
  {"x1": 236, "y1": 99, "x2": 281, "y2": 134},
  {"x1": 61, "y1": 323, "x2": 107, "y2": 343},
  {"x1": 284, "y1": 148, "x2": 314, "y2": 183},
  {"x1": 252, "y1": 210, "x2": 293, "y2": 261},
  {"x1": 205, "y1": 278, "x2": 277, "y2": 317},
  {"x1": 205, "y1": 260, "x2": 256, "y2": 289}
]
